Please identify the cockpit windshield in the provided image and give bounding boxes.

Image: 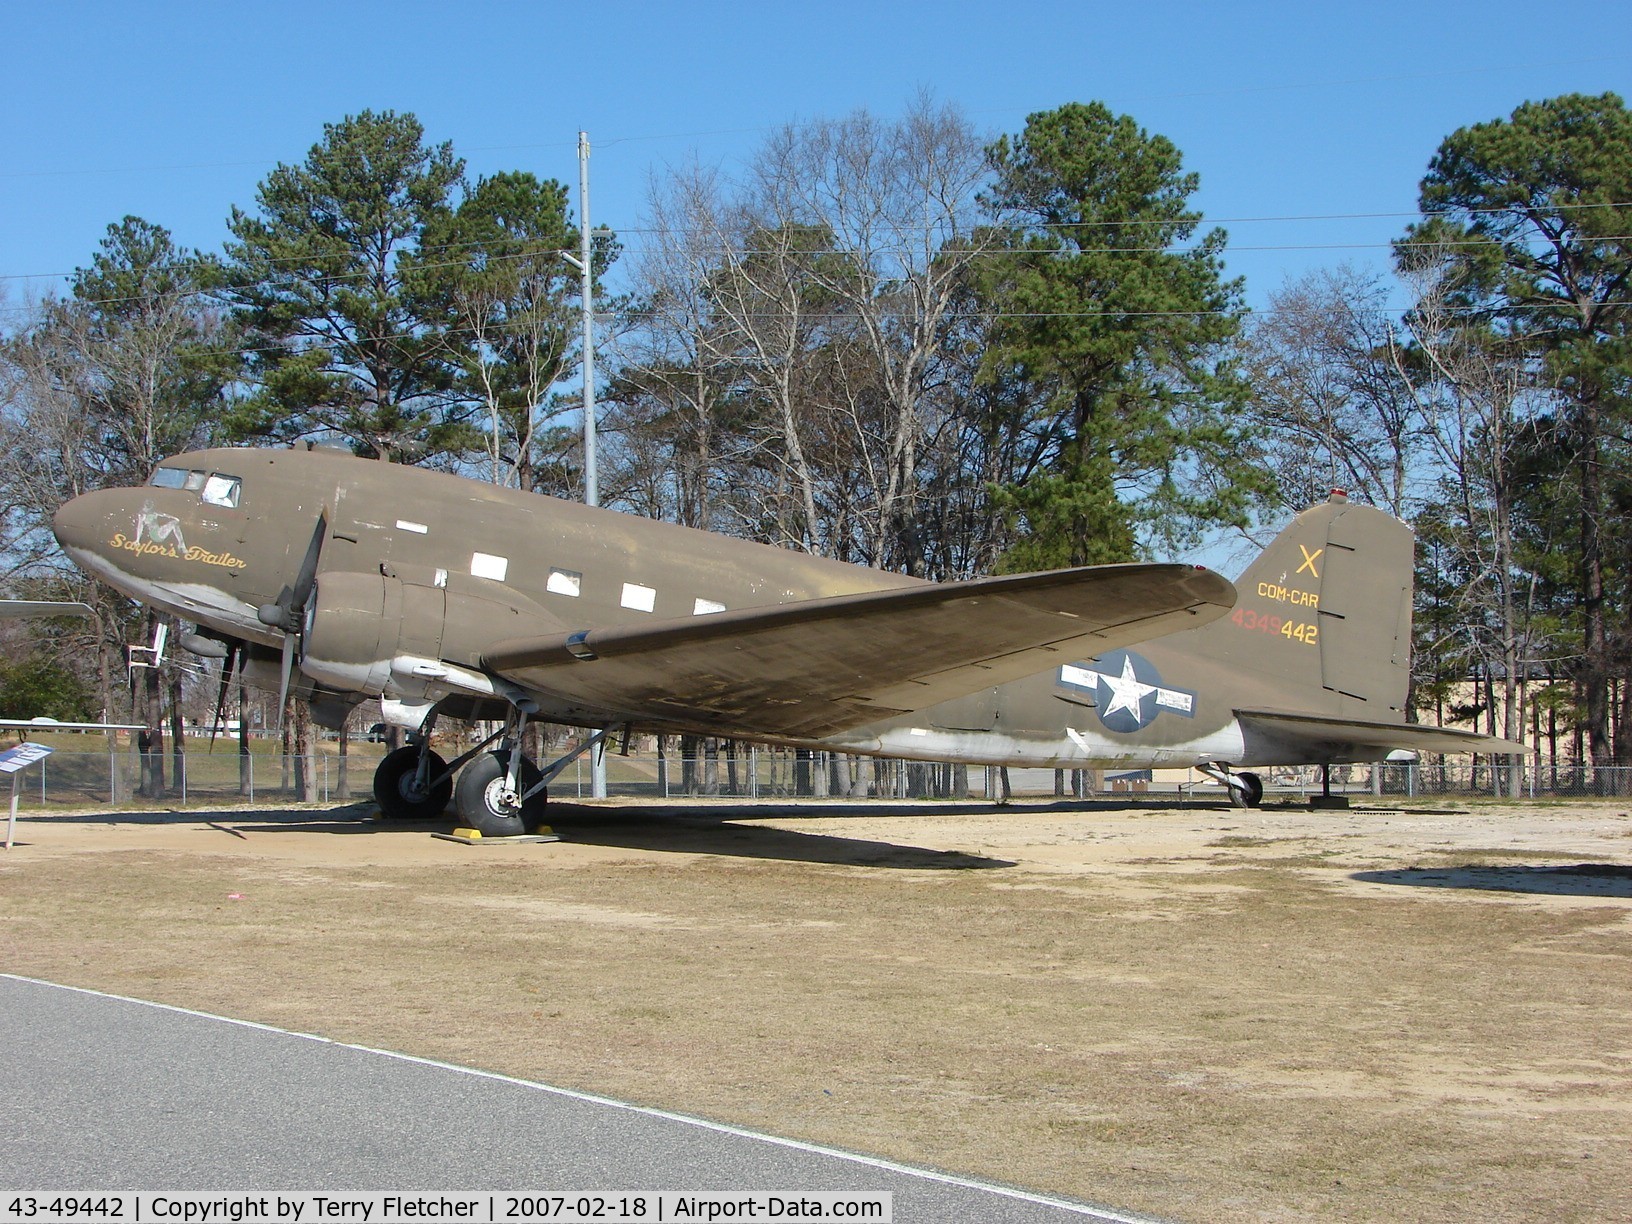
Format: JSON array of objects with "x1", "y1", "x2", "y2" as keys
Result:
[
  {"x1": 149, "y1": 466, "x2": 240, "y2": 507},
  {"x1": 150, "y1": 467, "x2": 202, "y2": 490}
]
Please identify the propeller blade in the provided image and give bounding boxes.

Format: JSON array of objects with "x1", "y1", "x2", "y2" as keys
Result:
[
  {"x1": 290, "y1": 513, "x2": 327, "y2": 613},
  {"x1": 276, "y1": 631, "x2": 295, "y2": 733},
  {"x1": 267, "y1": 512, "x2": 326, "y2": 734},
  {"x1": 207, "y1": 641, "x2": 239, "y2": 752},
  {"x1": 255, "y1": 515, "x2": 327, "y2": 632}
]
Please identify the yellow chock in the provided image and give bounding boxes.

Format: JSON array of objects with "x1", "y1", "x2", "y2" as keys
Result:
[{"x1": 431, "y1": 826, "x2": 559, "y2": 846}]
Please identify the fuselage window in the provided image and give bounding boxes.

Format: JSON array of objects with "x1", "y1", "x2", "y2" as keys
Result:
[
  {"x1": 201, "y1": 474, "x2": 241, "y2": 508},
  {"x1": 621, "y1": 582, "x2": 657, "y2": 613}
]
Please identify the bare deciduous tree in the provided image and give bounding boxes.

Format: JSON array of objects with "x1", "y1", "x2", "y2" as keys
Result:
[
  {"x1": 0, "y1": 218, "x2": 227, "y2": 795},
  {"x1": 1241, "y1": 266, "x2": 1422, "y2": 522},
  {"x1": 612, "y1": 98, "x2": 996, "y2": 570},
  {"x1": 1399, "y1": 251, "x2": 1557, "y2": 791},
  {"x1": 746, "y1": 96, "x2": 994, "y2": 572}
]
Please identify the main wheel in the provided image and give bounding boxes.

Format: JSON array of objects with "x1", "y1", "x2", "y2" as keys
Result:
[
  {"x1": 1229, "y1": 771, "x2": 1265, "y2": 809},
  {"x1": 373, "y1": 746, "x2": 452, "y2": 819},
  {"x1": 455, "y1": 750, "x2": 548, "y2": 836}
]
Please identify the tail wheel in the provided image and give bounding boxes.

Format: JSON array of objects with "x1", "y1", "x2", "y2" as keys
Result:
[
  {"x1": 455, "y1": 750, "x2": 549, "y2": 837},
  {"x1": 373, "y1": 746, "x2": 452, "y2": 820},
  {"x1": 1230, "y1": 771, "x2": 1265, "y2": 809}
]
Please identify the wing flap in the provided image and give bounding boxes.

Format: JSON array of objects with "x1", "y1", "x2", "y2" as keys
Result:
[{"x1": 485, "y1": 564, "x2": 1235, "y2": 738}]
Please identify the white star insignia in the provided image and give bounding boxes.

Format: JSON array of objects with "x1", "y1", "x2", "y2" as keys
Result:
[{"x1": 1097, "y1": 655, "x2": 1156, "y2": 719}]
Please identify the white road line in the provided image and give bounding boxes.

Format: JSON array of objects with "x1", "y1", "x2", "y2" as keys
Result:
[{"x1": 4, "y1": 973, "x2": 1163, "y2": 1223}]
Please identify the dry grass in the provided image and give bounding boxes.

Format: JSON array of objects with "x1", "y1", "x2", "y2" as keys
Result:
[{"x1": 2, "y1": 798, "x2": 1630, "y2": 1223}]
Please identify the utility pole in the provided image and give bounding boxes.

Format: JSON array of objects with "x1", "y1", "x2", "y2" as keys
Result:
[
  {"x1": 578, "y1": 130, "x2": 607, "y2": 800},
  {"x1": 578, "y1": 130, "x2": 599, "y2": 509}
]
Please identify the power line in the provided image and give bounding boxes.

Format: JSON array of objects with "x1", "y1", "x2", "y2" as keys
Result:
[
  {"x1": 4, "y1": 218, "x2": 1627, "y2": 303},
  {"x1": 3, "y1": 295, "x2": 1624, "y2": 373},
  {"x1": 2, "y1": 187, "x2": 1624, "y2": 287},
  {"x1": 612, "y1": 199, "x2": 1632, "y2": 237}
]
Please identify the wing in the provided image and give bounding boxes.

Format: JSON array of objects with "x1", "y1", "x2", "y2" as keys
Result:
[
  {"x1": 0, "y1": 718, "x2": 145, "y2": 731},
  {"x1": 485, "y1": 564, "x2": 1236, "y2": 739},
  {"x1": 0, "y1": 601, "x2": 93, "y2": 619},
  {"x1": 1237, "y1": 709, "x2": 1528, "y2": 761}
]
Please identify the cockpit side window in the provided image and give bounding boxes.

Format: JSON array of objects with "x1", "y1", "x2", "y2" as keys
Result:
[{"x1": 201, "y1": 474, "x2": 241, "y2": 508}]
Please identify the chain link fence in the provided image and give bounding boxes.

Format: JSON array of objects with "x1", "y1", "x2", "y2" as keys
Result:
[
  {"x1": 12, "y1": 746, "x2": 1632, "y2": 809},
  {"x1": 545, "y1": 751, "x2": 1632, "y2": 802},
  {"x1": 12, "y1": 748, "x2": 368, "y2": 808}
]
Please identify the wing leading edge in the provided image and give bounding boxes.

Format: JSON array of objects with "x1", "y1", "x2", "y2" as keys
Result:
[{"x1": 485, "y1": 564, "x2": 1236, "y2": 739}]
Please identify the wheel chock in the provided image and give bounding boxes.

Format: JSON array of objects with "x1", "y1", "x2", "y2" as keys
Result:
[{"x1": 431, "y1": 827, "x2": 561, "y2": 845}]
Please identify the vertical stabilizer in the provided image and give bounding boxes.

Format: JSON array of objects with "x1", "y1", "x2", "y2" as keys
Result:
[{"x1": 1167, "y1": 494, "x2": 1415, "y2": 716}]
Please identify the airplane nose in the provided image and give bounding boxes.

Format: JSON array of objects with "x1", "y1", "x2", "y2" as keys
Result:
[{"x1": 52, "y1": 490, "x2": 115, "y2": 556}]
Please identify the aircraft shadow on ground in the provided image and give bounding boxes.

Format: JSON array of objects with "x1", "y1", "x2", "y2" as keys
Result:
[
  {"x1": 526, "y1": 804, "x2": 1015, "y2": 870},
  {"x1": 37, "y1": 804, "x2": 377, "y2": 828},
  {"x1": 38, "y1": 801, "x2": 1015, "y2": 870},
  {"x1": 1351, "y1": 864, "x2": 1632, "y2": 898}
]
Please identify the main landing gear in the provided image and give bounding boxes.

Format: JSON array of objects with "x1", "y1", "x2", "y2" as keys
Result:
[
  {"x1": 455, "y1": 748, "x2": 547, "y2": 837},
  {"x1": 1199, "y1": 763, "x2": 1264, "y2": 808},
  {"x1": 373, "y1": 745, "x2": 453, "y2": 820},
  {"x1": 369, "y1": 707, "x2": 614, "y2": 837}
]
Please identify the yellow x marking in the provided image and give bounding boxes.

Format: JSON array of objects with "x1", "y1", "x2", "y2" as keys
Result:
[{"x1": 1296, "y1": 544, "x2": 1323, "y2": 578}]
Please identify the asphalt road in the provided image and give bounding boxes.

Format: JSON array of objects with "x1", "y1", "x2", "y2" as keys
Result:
[{"x1": 0, "y1": 976, "x2": 1154, "y2": 1223}]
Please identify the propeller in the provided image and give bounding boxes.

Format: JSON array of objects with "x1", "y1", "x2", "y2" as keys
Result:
[{"x1": 255, "y1": 513, "x2": 327, "y2": 728}]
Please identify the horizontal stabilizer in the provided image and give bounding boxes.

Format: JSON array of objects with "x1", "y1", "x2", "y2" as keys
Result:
[
  {"x1": 1238, "y1": 709, "x2": 1528, "y2": 759},
  {"x1": 486, "y1": 564, "x2": 1236, "y2": 738}
]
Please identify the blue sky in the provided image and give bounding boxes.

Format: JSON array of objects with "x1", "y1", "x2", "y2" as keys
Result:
[{"x1": 1, "y1": 1, "x2": 1627, "y2": 315}]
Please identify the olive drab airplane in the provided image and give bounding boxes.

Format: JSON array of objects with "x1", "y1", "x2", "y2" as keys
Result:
[{"x1": 50, "y1": 445, "x2": 1522, "y2": 834}]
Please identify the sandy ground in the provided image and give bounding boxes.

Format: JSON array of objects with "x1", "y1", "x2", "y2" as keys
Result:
[{"x1": 2, "y1": 794, "x2": 1629, "y2": 1223}]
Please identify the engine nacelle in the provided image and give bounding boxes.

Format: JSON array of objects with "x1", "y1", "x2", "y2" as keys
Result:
[
  {"x1": 299, "y1": 568, "x2": 561, "y2": 707},
  {"x1": 300, "y1": 571, "x2": 399, "y2": 695}
]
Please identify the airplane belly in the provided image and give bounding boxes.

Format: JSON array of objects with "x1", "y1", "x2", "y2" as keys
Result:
[
  {"x1": 61, "y1": 546, "x2": 271, "y2": 645},
  {"x1": 922, "y1": 689, "x2": 999, "y2": 732},
  {"x1": 822, "y1": 718, "x2": 1247, "y2": 770}
]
